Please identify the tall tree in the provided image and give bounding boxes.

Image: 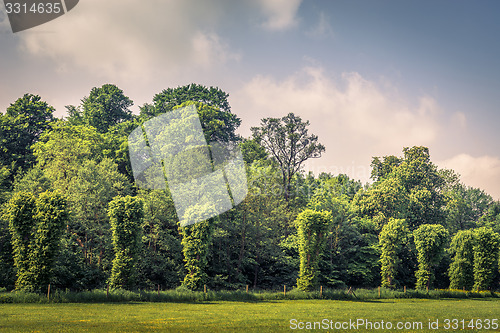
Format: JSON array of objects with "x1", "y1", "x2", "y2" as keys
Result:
[
  {"x1": 413, "y1": 224, "x2": 448, "y2": 290},
  {"x1": 179, "y1": 214, "x2": 215, "y2": 290},
  {"x1": 448, "y1": 229, "x2": 475, "y2": 290},
  {"x1": 81, "y1": 84, "x2": 133, "y2": 133},
  {"x1": 473, "y1": 227, "x2": 500, "y2": 291},
  {"x1": 295, "y1": 209, "x2": 332, "y2": 291},
  {"x1": 251, "y1": 113, "x2": 325, "y2": 200},
  {"x1": 108, "y1": 196, "x2": 144, "y2": 290},
  {"x1": 0, "y1": 94, "x2": 55, "y2": 172},
  {"x1": 7, "y1": 191, "x2": 68, "y2": 292},
  {"x1": 379, "y1": 218, "x2": 409, "y2": 288}
]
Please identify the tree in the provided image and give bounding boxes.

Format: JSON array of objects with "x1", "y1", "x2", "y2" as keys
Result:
[
  {"x1": 0, "y1": 94, "x2": 55, "y2": 171},
  {"x1": 295, "y1": 209, "x2": 332, "y2": 291},
  {"x1": 251, "y1": 113, "x2": 325, "y2": 200},
  {"x1": 108, "y1": 196, "x2": 144, "y2": 290},
  {"x1": 32, "y1": 122, "x2": 109, "y2": 189},
  {"x1": 142, "y1": 84, "x2": 241, "y2": 144},
  {"x1": 7, "y1": 191, "x2": 68, "y2": 292},
  {"x1": 379, "y1": 218, "x2": 409, "y2": 288},
  {"x1": 29, "y1": 191, "x2": 69, "y2": 292},
  {"x1": 472, "y1": 227, "x2": 500, "y2": 291},
  {"x1": 81, "y1": 84, "x2": 133, "y2": 133},
  {"x1": 6, "y1": 192, "x2": 36, "y2": 291},
  {"x1": 448, "y1": 229, "x2": 475, "y2": 290},
  {"x1": 179, "y1": 213, "x2": 215, "y2": 290},
  {"x1": 413, "y1": 224, "x2": 448, "y2": 290}
]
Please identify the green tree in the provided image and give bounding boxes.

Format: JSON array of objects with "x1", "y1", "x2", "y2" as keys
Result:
[
  {"x1": 6, "y1": 192, "x2": 36, "y2": 291},
  {"x1": 448, "y1": 229, "x2": 475, "y2": 290},
  {"x1": 295, "y1": 209, "x2": 332, "y2": 291},
  {"x1": 379, "y1": 218, "x2": 409, "y2": 288},
  {"x1": 413, "y1": 224, "x2": 448, "y2": 290},
  {"x1": 251, "y1": 113, "x2": 325, "y2": 200},
  {"x1": 108, "y1": 196, "x2": 144, "y2": 290},
  {"x1": 142, "y1": 84, "x2": 241, "y2": 144},
  {"x1": 472, "y1": 227, "x2": 500, "y2": 291},
  {"x1": 7, "y1": 191, "x2": 68, "y2": 292},
  {"x1": 29, "y1": 191, "x2": 69, "y2": 292},
  {"x1": 179, "y1": 213, "x2": 215, "y2": 290},
  {"x1": 0, "y1": 94, "x2": 55, "y2": 172},
  {"x1": 81, "y1": 84, "x2": 133, "y2": 133}
]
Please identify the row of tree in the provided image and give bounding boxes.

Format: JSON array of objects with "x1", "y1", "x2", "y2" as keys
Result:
[{"x1": 0, "y1": 84, "x2": 499, "y2": 293}]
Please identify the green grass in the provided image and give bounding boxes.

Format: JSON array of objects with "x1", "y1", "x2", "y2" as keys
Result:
[
  {"x1": 0, "y1": 287, "x2": 497, "y2": 304},
  {"x1": 0, "y1": 299, "x2": 499, "y2": 332}
]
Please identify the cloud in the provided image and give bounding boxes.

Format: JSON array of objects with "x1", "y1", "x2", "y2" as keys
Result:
[
  {"x1": 17, "y1": 0, "x2": 240, "y2": 80},
  {"x1": 306, "y1": 12, "x2": 334, "y2": 39},
  {"x1": 256, "y1": 0, "x2": 302, "y2": 31},
  {"x1": 232, "y1": 66, "x2": 441, "y2": 183},
  {"x1": 437, "y1": 154, "x2": 500, "y2": 200}
]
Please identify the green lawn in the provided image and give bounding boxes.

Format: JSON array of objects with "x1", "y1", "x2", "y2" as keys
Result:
[{"x1": 0, "y1": 299, "x2": 499, "y2": 332}]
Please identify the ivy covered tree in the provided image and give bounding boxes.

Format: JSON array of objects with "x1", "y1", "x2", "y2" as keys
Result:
[
  {"x1": 179, "y1": 207, "x2": 215, "y2": 290},
  {"x1": 379, "y1": 218, "x2": 408, "y2": 288},
  {"x1": 473, "y1": 227, "x2": 500, "y2": 291},
  {"x1": 413, "y1": 224, "x2": 448, "y2": 290},
  {"x1": 29, "y1": 191, "x2": 69, "y2": 291},
  {"x1": 6, "y1": 192, "x2": 36, "y2": 291},
  {"x1": 108, "y1": 196, "x2": 144, "y2": 290},
  {"x1": 7, "y1": 191, "x2": 68, "y2": 292},
  {"x1": 448, "y1": 229, "x2": 475, "y2": 290},
  {"x1": 295, "y1": 209, "x2": 332, "y2": 291}
]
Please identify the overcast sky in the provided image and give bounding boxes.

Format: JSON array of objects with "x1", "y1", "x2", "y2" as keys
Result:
[{"x1": 1, "y1": 0, "x2": 499, "y2": 199}]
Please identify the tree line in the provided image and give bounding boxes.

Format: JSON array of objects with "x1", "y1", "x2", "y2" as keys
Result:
[{"x1": 0, "y1": 84, "x2": 499, "y2": 293}]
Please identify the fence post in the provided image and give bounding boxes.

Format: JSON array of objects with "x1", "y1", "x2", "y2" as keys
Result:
[
  {"x1": 404, "y1": 286, "x2": 406, "y2": 294},
  {"x1": 204, "y1": 285, "x2": 207, "y2": 293},
  {"x1": 47, "y1": 284, "x2": 51, "y2": 301},
  {"x1": 284, "y1": 285, "x2": 286, "y2": 297},
  {"x1": 246, "y1": 285, "x2": 249, "y2": 293},
  {"x1": 378, "y1": 286, "x2": 381, "y2": 298},
  {"x1": 158, "y1": 284, "x2": 160, "y2": 296},
  {"x1": 320, "y1": 286, "x2": 323, "y2": 297}
]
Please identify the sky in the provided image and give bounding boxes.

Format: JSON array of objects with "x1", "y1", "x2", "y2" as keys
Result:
[{"x1": 1, "y1": 0, "x2": 499, "y2": 199}]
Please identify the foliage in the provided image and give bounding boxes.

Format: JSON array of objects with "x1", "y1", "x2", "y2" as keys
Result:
[
  {"x1": 448, "y1": 229, "x2": 475, "y2": 290},
  {"x1": 251, "y1": 113, "x2": 325, "y2": 200},
  {"x1": 80, "y1": 84, "x2": 133, "y2": 133},
  {"x1": 295, "y1": 209, "x2": 332, "y2": 291},
  {"x1": 7, "y1": 191, "x2": 68, "y2": 292},
  {"x1": 179, "y1": 217, "x2": 215, "y2": 290},
  {"x1": 0, "y1": 94, "x2": 55, "y2": 172},
  {"x1": 472, "y1": 227, "x2": 500, "y2": 291},
  {"x1": 379, "y1": 218, "x2": 409, "y2": 288},
  {"x1": 413, "y1": 224, "x2": 448, "y2": 290},
  {"x1": 108, "y1": 196, "x2": 144, "y2": 290}
]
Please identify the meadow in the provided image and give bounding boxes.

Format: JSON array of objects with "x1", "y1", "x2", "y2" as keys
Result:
[{"x1": 1, "y1": 298, "x2": 499, "y2": 332}]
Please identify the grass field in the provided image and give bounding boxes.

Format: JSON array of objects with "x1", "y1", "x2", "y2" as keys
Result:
[{"x1": 0, "y1": 299, "x2": 499, "y2": 332}]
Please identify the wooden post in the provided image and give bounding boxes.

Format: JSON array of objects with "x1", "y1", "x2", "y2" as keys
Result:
[
  {"x1": 378, "y1": 286, "x2": 381, "y2": 298},
  {"x1": 246, "y1": 285, "x2": 249, "y2": 293},
  {"x1": 157, "y1": 284, "x2": 160, "y2": 296},
  {"x1": 106, "y1": 284, "x2": 109, "y2": 298},
  {"x1": 404, "y1": 286, "x2": 406, "y2": 293},
  {"x1": 284, "y1": 285, "x2": 286, "y2": 297},
  {"x1": 320, "y1": 286, "x2": 323, "y2": 297},
  {"x1": 204, "y1": 285, "x2": 207, "y2": 293},
  {"x1": 47, "y1": 284, "x2": 51, "y2": 301}
]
